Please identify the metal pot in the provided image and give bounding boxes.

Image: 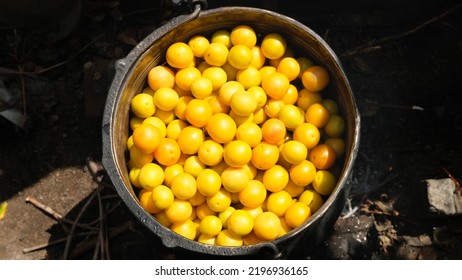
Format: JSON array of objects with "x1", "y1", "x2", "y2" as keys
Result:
[{"x1": 102, "y1": 4, "x2": 360, "y2": 258}]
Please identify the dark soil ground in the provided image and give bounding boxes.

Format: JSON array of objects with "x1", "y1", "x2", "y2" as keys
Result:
[{"x1": 1, "y1": 0, "x2": 462, "y2": 260}]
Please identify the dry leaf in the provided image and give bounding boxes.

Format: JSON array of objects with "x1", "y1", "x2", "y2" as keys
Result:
[
  {"x1": 418, "y1": 247, "x2": 438, "y2": 260},
  {"x1": 0, "y1": 202, "x2": 7, "y2": 220},
  {"x1": 402, "y1": 235, "x2": 432, "y2": 247}
]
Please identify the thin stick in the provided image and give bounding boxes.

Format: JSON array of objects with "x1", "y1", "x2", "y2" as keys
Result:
[
  {"x1": 87, "y1": 200, "x2": 122, "y2": 226},
  {"x1": 92, "y1": 192, "x2": 104, "y2": 260},
  {"x1": 92, "y1": 237, "x2": 100, "y2": 260},
  {"x1": 359, "y1": 101, "x2": 425, "y2": 111},
  {"x1": 341, "y1": 3, "x2": 462, "y2": 58},
  {"x1": 97, "y1": 192, "x2": 105, "y2": 259},
  {"x1": 38, "y1": 32, "x2": 109, "y2": 75},
  {"x1": 25, "y1": 196, "x2": 63, "y2": 221},
  {"x1": 22, "y1": 231, "x2": 95, "y2": 254},
  {"x1": 69, "y1": 221, "x2": 133, "y2": 259},
  {"x1": 86, "y1": 158, "x2": 105, "y2": 183},
  {"x1": 62, "y1": 184, "x2": 104, "y2": 260},
  {"x1": 103, "y1": 204, "x2": 111, "y2": 260},
  {"x1": 22, "y1": 237, "x2": 68, "y2": 254},
  {"x1": 25, "y1": 196, "x2": 97, "y2": 231},
  {"x1": 17, "y1": 65, "x2": 28, "y2": 119},
  {"x1": 0, "y1": 32, "x2": 108, "y2": 76},
  {"x1": 442, "y1": 167, "x2": 461, "y2": 189},
  {"x1": 359, "y1": 146, "x2": 430, "y2": 153}
]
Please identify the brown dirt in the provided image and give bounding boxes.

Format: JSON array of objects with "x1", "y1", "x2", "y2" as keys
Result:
[{"x1": 1, "y1": 0, "x2": 462, "y2": 260}]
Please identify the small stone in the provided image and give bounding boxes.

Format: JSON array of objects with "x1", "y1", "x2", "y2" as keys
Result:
[{"x1": 426, "y1": 178, "x2": 462, "y2": 215}]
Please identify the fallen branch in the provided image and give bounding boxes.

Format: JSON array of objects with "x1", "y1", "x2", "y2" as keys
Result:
[
  {"x1": 62, "y1": 184, "x2": 104, "y2": 260},
  {"x1": 25, "y1": 196, "x2": 97, "y2": 231},
  {"x1": 25, "y1": 196, "x2": 63, "y2": 221},
  {"x1": 69, "y1": 221, "x2": 134, "y2": 259},
  {"x1": 23, "y1": 237, "x2": 68, "y2": 254},
  {"x1": 441, "y1": 167, "x2": 461, "y2": 190},
  {"x1": 86, "y1": 158, "x2": 106, "y2": 183},
  {"x1": 17, "y1": 65, "x2": 28, "y2": 120},
  {"x1": 0, "y1": 31, "x2": 108, "y2": 76},
  {"x1": 103, "y1": 204, "x2": 111, "y2": 260},
  {"x1": 341, "y1": 3, "x2": 462, "y2": 58},
  {"x1": 22, "y1": 219, "x2": 131, "y2": 256},
  {"x1": 22, "y1": 232, "x2": 92, "y2": 254}
]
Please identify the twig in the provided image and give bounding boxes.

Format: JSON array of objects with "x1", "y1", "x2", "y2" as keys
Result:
[
  {"x1": 87, "y1": 159, "x2": 114, "y2": 257},
  {"x1": 92, "y1": 237, "x2": 101, "y2": 260},
  {"x1": 25, "y1": 196, "x2": 97, "y2": 231},
  {"x1": 24, "y1": 219, "x2": 132, "y2": 257},
  {"x1": 103, "y1": 203, "x2": 111, "y2": 260},
  {"x1": 25, "y1": 196, "x2": 63, "y2": 221},
  {"x1": 37, "y1": 32, "x2": 108, "y2": 75},
  {"x1": 22, "y1": 232, "x2": 94, "y2": 254},
  {"x1": 86, "y1": 200, "x2": 122, "y2": 226},
  {"x1": 359, "y1": 146, "x2": 430, "y2": 153},
  {"x1": 23, "y1": 237, "x2": 68, "y2": 254},
  {"x1": 341, "y1": 197, "x2": 360, "y2": 219},
  {"x1": 62, "y1": 184, "x2": 104, "y2": 260},
  {"x1": 97, "y1": 192, "x2": 105, "y2": 259},
  {"x1": 69, "y1": 221, "x2": 134, "y2": 259},
  {"x1": 86, "y1": 158, "x2": 106, "y2": 183},
  {"x1": 360, "y1": 101, "x2": 426, "y2": 111},
  {"x1": 92, "y1": 192, "x2": 104, "y2": 260},
  {"x1": 441, "y1": 167, "x2": 461, "y2": 190},
  {"x1": 0, "y1": 31, "x2": 108, "y2": 76},
  {"x1": 17, "y1": 65, "x2": 27, "y2": 120},
  {"x1": 101, "y1": 194, "x2": 122, "y2": 200},
  {"x1": 341, "y1": 3, "x2": 462, "y2": 58},
  {"x1": 25, "y1": 196, "x2": 69, "y2": 234},
  {"x1": 86, "y1": 158, "x2": 115, "y2": 190}
]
